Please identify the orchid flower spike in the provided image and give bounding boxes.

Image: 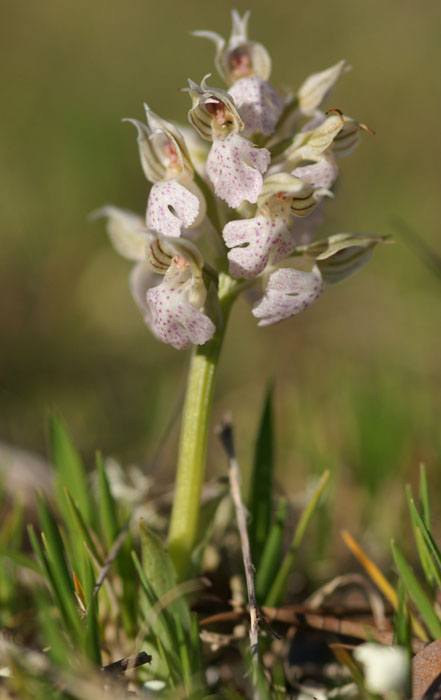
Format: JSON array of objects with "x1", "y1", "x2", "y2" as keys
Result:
[
  {"x1": 98, "y1": 10, "x2": 384, "y2": 351},
  {"x1": 192, "y1": 10, "x2": 271, "y2": 85}
]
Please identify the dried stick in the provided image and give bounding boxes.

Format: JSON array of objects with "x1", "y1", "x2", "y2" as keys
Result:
[
  {"x1": 93, "y1": 521, "x2": 130, "y2": 599},
  {"x1": 218, "y1": 419, "x2": 260, "y2": 667},
  {"x1": 200, "y1": 604, "x2": 426, "y2": 654}
]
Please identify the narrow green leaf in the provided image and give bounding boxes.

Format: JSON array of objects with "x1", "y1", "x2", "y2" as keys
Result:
[
  {"x1": 140, "y1": 520, "x2": 191, "y2": 631},
  {"x1": 156, "y1": 635, "x2": 177, "y2": 689},
  {"x1": 41, "y1": 532, "x2": 82, "y2": 641},
  {"x1": 37, "y1": 495, "x2": 82, "y2": 640},
  {"x1": 28, "y1": 524, "x2": 76, "y2": 636},
  {"x1": 131, "y1": 550, "x2": 179, "y2": 662},
  {"x1": 256, "y1": 498, "x2": 287, "y2": 603},
  {"x1": 49, "y1": 413, "x2": 93, "y2": 526},
  {"x1": 34, "y1": 588, "x2": 71, "y2": 668},
  {"x1": 27, "y1": 524, "x2": 49, "y2": 573},
  {"x1": 391, "y1": 540, "x2": 441, "y2": 640},
  {"x1": 175, "y1": 615, "x2": 191, "y2": 693},
  {"x1": 96, "y1": 453, "x2": 136, "y2": 635},
  {"x1": 97, "y1": 452, "x2": 120, "y2": 548},
  {"x1": 406, "y1": 486, "x2": 438, "y2": 592},
  {"x1": 189, "y1": 613, "x2": 202, "y2": 678},
  {"x1": 37, "y1": 494, "x2": 75, "y2": 597},
  {"x1": 415, "y1": 527, "x2": 440, "y2": 592},
  {"x1": 408, "y1": 497, "x2": 441, "y2": 585},
  {"x1": 248, "y1": 382, "x2": 274, "y2": 568},
  {"x1": 419, "y1": 463, "x2": 431, "y2": 529},
  {"x1": 266, "y1": 470, "x2": 330, "y2": 607},
  {"x1": 64, "y1": 487, "x2": 103, "y2": 566},
  {"x1": 83, "y1": 559, "x2": 102, "y2": 665},
  {"x1": 394, "y1": 580, "x2": 412, "y2": 653}
]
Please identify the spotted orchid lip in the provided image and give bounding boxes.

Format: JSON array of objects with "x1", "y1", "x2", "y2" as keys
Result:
[
  {"x1": 146, "y1": 180, "x2": 200, "y2": 238},
  {"x1": 223, "y1": 173, "x2": 325, "y2": 280},
  {"x1": 206, "y1": 133, "x2": 270, "y2": 208},
  {"x1": 252, "y1": 266, "x2": 324, "y2": 326}
]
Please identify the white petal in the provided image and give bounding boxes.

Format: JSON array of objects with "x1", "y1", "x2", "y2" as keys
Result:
[
  {"x1": 229, "y1": 76, "x2": 283, "y2": 137},
  {"x1": 146, "y1": 180, "x2": 200, "y2": 237},
  {"x1": 93, "y1": 206, "x2": 147, "y2": 261},
  {"x1": 206, "y1": 133, "x2": 270, "y2": 208},
  {"x1": 297, "y1": 60, "x2": 349, "y2": 113},
  {"x1": 252, "y1": 266, "x2": 323, "y2": 326}
]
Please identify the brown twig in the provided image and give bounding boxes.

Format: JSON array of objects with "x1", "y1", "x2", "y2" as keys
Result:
[
  {"x1": 200, "y1": 603, "x2": 425, "y2": 654},
  {"x1": 218, "y1": 417, "x2": 261, "y2": 688},
  {"x1": 305, "y1": 573, "x2": 387, "y2": 629},
  {"x1": 93, "y1": 521, "x2": 130, "y2": 599},
  {"x1": 102, "y1": 651, "x2": 152, "y2": 675}
]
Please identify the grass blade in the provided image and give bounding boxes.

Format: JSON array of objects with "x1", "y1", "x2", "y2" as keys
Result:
[
  {"x1": 83, "y1": 559, "x2": 102, "y2": 665},
  {"x1": 407, "y1": 496, "x2": 441, "y2": 585},
  {"x1": 64, "y1": 487, "x2": 104, "y2": 566},
  {"x1": 49, "y1": 413, "x2": 93, "y2": 527},
  {"x1": 97, "y1": 452, "x2": 120, "y2": 548},
  {"x1": 248, "y1": 382, "x2": 274, "y2": 568},
  {"x1": 419, "y1": 463, "x2": 431, "y2": 529},
  {"x1": 394, "y1": 580, "x2": 412, "y2": 653},
  {"x1": 391, "y1": 539, "x2": 441, "y2": 640},
  {"x1": 36, "y1": 495, "x2": 82, "y2": 640},
  {"x1": 256, "y1": 498, "x2": 287, "y2": 603},
  {"x1": 406, "y1": 487, "x2": 440, "y2": 592},
  {"x1": 140, "y1": 519, "x2": 191, "y2": 630},
  {"x1": 131, "y1": 550, "x2": 179, "y2": 664},
  {"x1": 266, "y1": 470, "x2": 330, "y2": 607},
  {"x1": 97, "y1": 452, "x2": 136, "y2": 634},
  {"x1": 342, "y1": 529, "x2": 428, "y2": 641}
]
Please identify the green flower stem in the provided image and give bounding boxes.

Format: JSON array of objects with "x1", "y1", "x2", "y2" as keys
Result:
[{"x1": 168, "y1": 274, "x2": 238, "y2": 579}]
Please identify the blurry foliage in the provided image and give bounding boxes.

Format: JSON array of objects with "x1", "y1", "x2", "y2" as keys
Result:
[{"x1": 0, "y1": 0, "x2": 440, "y2": 540}]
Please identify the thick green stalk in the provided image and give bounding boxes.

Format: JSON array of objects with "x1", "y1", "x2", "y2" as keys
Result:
[{"x1": 168, "y1": 274, "x2": 237, "y2": 579}]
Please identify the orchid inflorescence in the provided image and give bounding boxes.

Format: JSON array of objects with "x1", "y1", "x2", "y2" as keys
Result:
[{"x1": 99, "y1": 10, "x2": 384, "y2": 351}]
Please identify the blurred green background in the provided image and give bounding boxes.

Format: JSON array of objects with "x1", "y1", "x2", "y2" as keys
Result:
[{"x1": 1, "y1": 0, "x2": 440, "y2": 546}]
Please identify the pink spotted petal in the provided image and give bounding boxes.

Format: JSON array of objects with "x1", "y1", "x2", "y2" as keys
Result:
[
  {"x1": 292, "y1": 155, "x2": 338, "y2": 191},
  {"x1": 252, "y1": 266, "x2": 324, "y2": 326},
  {"x1": 223, "y1": 214, "x2": 296, "y2": 279},
  {"x1": 228, "y1": 76, "x2": 284, "y2": 138},
  {"x1": 147, "y1": 282, "x2": 215, "y2": 350},
  {"x1": 206, "y1": 133, "x2": 270, "y2": 208},
  {"x1": 146, "y1": 180, "x2": 200, "y2": 237}
]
